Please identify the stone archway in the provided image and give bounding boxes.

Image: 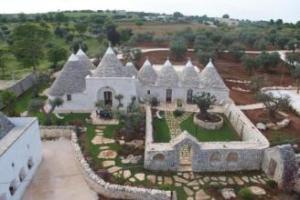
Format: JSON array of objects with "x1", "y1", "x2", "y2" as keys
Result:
[{"x1": 179, "y1": 144, "x2": 192, "y2": 171}]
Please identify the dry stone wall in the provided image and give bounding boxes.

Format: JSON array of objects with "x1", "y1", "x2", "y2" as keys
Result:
[{"x1": 144, "y1": 102, "x2": 270, "y2": 172}]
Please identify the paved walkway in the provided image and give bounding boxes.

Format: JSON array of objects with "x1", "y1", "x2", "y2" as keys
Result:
[{"x1": 23, "y1": 138, "x2": 98, "y2": 200}]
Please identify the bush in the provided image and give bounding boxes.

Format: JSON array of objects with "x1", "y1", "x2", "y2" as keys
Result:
[
  {"x1": 173, "y1": 108, "x2": 184, "y2": 117},
  {"x1": 150, "y1": 97, "x2": 159, "y2": 107},
  {"x1": 238, "y1": 188, "x2": 254, "y2": 200},
  {"x1": 266, "y1": 180, "x2": 278, "y2": 189}
]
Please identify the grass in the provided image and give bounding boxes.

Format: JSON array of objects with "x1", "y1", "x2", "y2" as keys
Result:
[
  {"x1": 153, "y1": 117, "x2": 171, "y2": 143},
  {"x1": 267, "y1": 130, "x2": 296, "y2": 146},
  {"x1": 180, "y1": 114, "x2": 240, "y2": 142}
]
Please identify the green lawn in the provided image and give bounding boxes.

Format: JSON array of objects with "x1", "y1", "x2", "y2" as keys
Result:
[
  {"x1": 180, "y1": 114, "x2": 240, "y2": 142},
  {"x1": 153, "y1": 117, "x2": 171, "y2": 143}
]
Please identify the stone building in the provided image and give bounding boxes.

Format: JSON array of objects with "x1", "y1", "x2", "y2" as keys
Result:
[
  {"x1": 0, "y1": 113, "x2": 42, "y2": 200},
  {"x1": 48, "y1": 47, "x2": 229, "y2": 112}
]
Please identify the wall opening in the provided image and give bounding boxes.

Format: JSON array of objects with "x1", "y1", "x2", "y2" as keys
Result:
[
  {"x1": 210, "y1": 152, "x2": 221, "y2": 166},
  {"x1": 9, "y1": 179, "x2": 18, "y2": 196},
  {"x1": 19, "y1": 167, "x2": 26, "y2": 182},
  {"x1": 179, "y1": 144, "x2": 192, "y2": 169},
  {"x1": 166, "y1": 89, "x2": 172, "y2": 103},
  {"x1": 27, "y1": 157, "x2": 34, "y2": 170},
  {"x1": 153, "y1": 154, "x2": 165, "y2": 161},
  {"x1": 268, "y1": 158, "x2": 277, "y2": 177},
  {"x1": 186, "y1": 89, "x2": 193, "y2": 104}
]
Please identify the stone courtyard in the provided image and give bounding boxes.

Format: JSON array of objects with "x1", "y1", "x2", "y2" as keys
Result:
[{"x1": 90, "y1": 124, "x2": 273, "y2": 199}]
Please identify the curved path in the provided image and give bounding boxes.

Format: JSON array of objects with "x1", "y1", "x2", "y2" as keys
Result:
[{"x1": 23, "y1": 138, "x2": 98, "y2": 200}]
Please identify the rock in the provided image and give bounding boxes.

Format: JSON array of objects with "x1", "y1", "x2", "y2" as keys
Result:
[
  {"x1": 228, "y1": 178, "x2": 235, "y2": 185},
  {"x1": 98, "y1": 150, "x2": 117, "y2": 159},
  {"x1": 256, "y1": 122, "x2": 267, "y2": 130},
  {"x1": 102, "y1": 160, "x2": 115, "y2": 168},
  {"x1": 183, "y1": 173, "x2": 190, "y2": 179},
  {"x1": 221, "y1": 188, "x2": 236, "y2": 199},
  {"x1": 219, "y1": 176, "x2": 226, "y2": 182},
  {"x1": 123, "y1": 170, "x2": 131, "y2": 179},
  {"x1": 135, "y1": 173, "x2": 145, "y2": 181},
  {"x1": 241, "y1": 176, "x2": 249, "y2": 183},
  {"x1": 147, "y1": 175, "x2": 156, "y2": 184},
  {"x1": 183, "y1": 186, "x2": 194, "y2": 196},
  {"x1": 119, "y1": 140, "x2": 125, "y2": 145},
  {"x1": 195, "y1": 189, "x2": 210, "y2": 200},
  {"x1": 248, "y1": 186, "x2": 266, "y2": 195},
  {"x1": 99, "y1": 146, "x2": 109, "y2": 150},
  {"x1": 107, "y1": 166, "x2": 121, "y2": 173},
  {"x1": 129, "y1": 177, "x2": 136, "y2": 182},
  {"x1": 164, "y1": 177, "x2": 173, "y2": 185},
  {"x1": 174, "y1": 175, "x2": 188, "y2": 184},
  {"x1": 187, "y1": 180, "x2": 199, "y2": 186},
  {"x1": 121, "y1": 154, "x2": 142, "y2": 164},
  {"x1": 233, "y1": 176, "x2": 244, "y2": 185},
  {"x1": 126, "y1": 140, "x2": 144, "y2": 148}
]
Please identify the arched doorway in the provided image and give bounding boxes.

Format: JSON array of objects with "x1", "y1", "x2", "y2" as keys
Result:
[
  {"x1": 166, "y1": 89, "x2": 172, "y2": 103},
  {"x1": 186, "y1": 89, "x2": 193, "y2": 104},
  {"x1": 179, "y1": 144, "x2": 192, "y2": 171},
  {"x1": 104, "y1": 91, "x2": 112, "y2": 106}
]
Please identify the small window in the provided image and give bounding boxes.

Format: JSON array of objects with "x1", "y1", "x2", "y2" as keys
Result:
[
  {"x1": 9, "y1": 180, "x2": 18, "y2": 196},
  {"x1": 19, "y1": 168, "x2": 26, "y2": 182},
  {"x1": 147, "y1": 90, "x2": 150, "y2": 95},
  {"x1": 67, "y1": 94, "x2": 72, "y2": 101},
  {"x1": 27, "y1": 158, "x2": 34, "y2": 170}
]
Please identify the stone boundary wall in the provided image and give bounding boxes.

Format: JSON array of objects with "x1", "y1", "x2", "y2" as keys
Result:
[
  {"x1": 261, "y1": 86, "x2": 296, "y2": 92},
  {"x1": 144, "y1": 103, "x2": 270, "y2": 172},
  {"x1": 40, "y1": 126, "x2": 74, "y2": 139},
  {"x1": 0, "y1": 73, "x2": 35, "y2": 109},
  {"x1": 70, "y1": 130, "x2": 172, "y2": 200}
]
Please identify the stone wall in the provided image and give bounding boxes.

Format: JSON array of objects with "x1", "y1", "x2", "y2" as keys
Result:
[
  {"x1": 144, "y1": 102, "x2": 270, "y2": 172},
  {"x1": 40, "y1": 126, "x2": 74, "y2": 139},
  {"x1": 262, "y1": 145, "x2": 298, "y2": 190},
  {"x1": 71, "y1": 130, "x2": 172, "y2": 200}
]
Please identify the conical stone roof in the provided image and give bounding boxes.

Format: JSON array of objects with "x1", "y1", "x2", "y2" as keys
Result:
[
  {"x1": 76, "y1": 48, "x2": 95, "y2": 70},
  {"x1": 48, "y1": 54, "x2": 91, "y2": 96},
  {"x1": 138, "y1": 59, "x2": 157, "y2": 85},
  {"x1": 125, "y1": 62, "x2": 138, "y2": 77},
  {"x1": 200, "y1": 59, "x2": 228, "y2": 90},
  {"x1": 93, "y1": 47, "x2": 128, "y2": 77},
  {"x1": 0, "y1": 112, "x2": 15, "y2": 140},
  {"x1": 181, "y1": 59, "x2": 200, "y2": 87},
  {"x1": 156, "y1": 59, "x2": 179, "y2": 87}
]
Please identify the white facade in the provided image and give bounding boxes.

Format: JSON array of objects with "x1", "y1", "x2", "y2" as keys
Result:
[
  {"x1": 0, "y1": 117, "x2": 42, "y2": 200},
  {"x1": 49, "y1": 47, "x2": 229, "y2": 113}
]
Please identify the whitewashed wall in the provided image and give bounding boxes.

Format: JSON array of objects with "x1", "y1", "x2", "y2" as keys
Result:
[{"x1": 0, "y1": 118, "x2": 42, "y2": 200}]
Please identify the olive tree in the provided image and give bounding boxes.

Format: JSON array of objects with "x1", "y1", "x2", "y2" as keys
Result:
[
  {"x1": 256, "y1": 92, "x2": 290, "y2": 120},
  {"x1": 170, "y1": 37, "x2": 187, "y2": 60},
  {"x1": 193, "y1": 92, "x2": 216, "y2": 120},
  {"x1": 292, "y1": 64, "x2": 300, "y2": 94}
]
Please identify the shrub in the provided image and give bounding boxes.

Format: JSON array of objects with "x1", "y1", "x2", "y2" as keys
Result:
[
  {"x1": 150, "y1": 97, "x2": 160, "y2": 107},
  {"x1": 173, "y1": 108, "x2": 184, "y2": 117},
  {"x1": 238, "y1": 188, "x2": 254, "y2": 200},
  {"x1": 266, "y1": 180, "x2": 278, "y2": 189}
]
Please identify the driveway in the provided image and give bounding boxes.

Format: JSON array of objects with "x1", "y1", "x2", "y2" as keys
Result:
[{"x1": 23, "y1": 138, "x2": 98, "y2": 200}]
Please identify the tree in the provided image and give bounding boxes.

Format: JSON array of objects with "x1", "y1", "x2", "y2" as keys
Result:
[
  {"x1": 173, "y1": 12, "x2": 184, "y2": 19},
  {"x1": 135, "y1": 19, "x2": 144, "y2": 27},
  {"x1": 292, "y1": 64, "x2": 300, "y2": 94},
  {"x1": 222, "y1": 14, "x2": 230, "y2": 19},
  {"x1": 170, "y1": 37, "x2": 187, "y2": 60},
  {"x1": 11, "y1": 23, "x2": 50, "y2": 96},
  {"x1": 197, "y1": 49, "x2": 215, "y2": 65},
  {"x1": 257, "y1": 51, "x2": 281, "y2": 72},
  {"x1": 256, "y1": 92, "x2": 290, "y2": 120},
  {"x1": 47, "y1": 45, "x2": 68, "y2": 68},
  {"x1": 249, "y1": 75, "x2": 266, "y2": 92},
  {"x1": 0, "y1": 48, "x2": 8, "y2": 78},
  {"x1": 75, "y1": 22, "x2": 88, "y2": 36},
  {"x1": 193, "y1": 92, "x2": 216, "y2": 120},
  {"x1": 228, "y1": 43, "x2": 245, "y2": 60},
  {"x1": 106, "y1": 24, "x2": 120, "y2": 46},
  {"x1": 1, "y1": 91, "x2": 17, "y2": 116},
  {"x1": 70, "y1": 39, "x2": 88, "y2": 53},
  {"x1": 242, "y1": 55, "x2": 259, "y2": 75}
]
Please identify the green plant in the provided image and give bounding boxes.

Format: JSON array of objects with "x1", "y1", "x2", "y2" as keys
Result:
[
  {"x1": 150, "y1": 97, "x2": 159, "y2": 107},
  {"x1": 193, "y1": 92, "x2": 216, "y2": 120},
  {"x1": 173, "y1": 108, "x2": 184, "y2": 117},
  {"x1": 238, "y1": 187, "x2": 254, "y2": 200},
  {"x1": 266, "y1": 180, "x2": 278, "y2": 189}
]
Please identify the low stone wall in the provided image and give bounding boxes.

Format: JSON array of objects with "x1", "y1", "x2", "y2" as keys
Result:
[
  {"x1": 71, "y1": 131, "x2": 172, "y2": 200},
  {"x1": 40, "y1": 126, "x2": 74, "y2": 139},
  {"x1": 193, "y1": 114, "x2": 224, "y2": 130},
  {"x1": 261, "y1": 86, "x2": 296, "y2": 92},
  {"x1": 144, "y1": 102, "x2": 270, "y2": 172},
  {"x1": 7, "y1": 73, "x2": 35, "y2": 97}
]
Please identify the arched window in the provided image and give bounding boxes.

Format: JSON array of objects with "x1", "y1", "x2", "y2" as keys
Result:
[
  {"x1": 19, "y1": 168, "x2": 26, "y2": 182},
  {"x1": 9, "y1": 179, "x2": 18, "y2": 196},
  {"x1": 226, "y1": 152, "x2": 238, "y2": 163},
  {"x1": 209, "y1": 152, "x2": 222, "y2": 166},
  {"x1": 27, "y1": 157, "x2": 34, "y2": 170},
  {"x1": 153, "y1": 154, "x2": 165, "y2": 161}
]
